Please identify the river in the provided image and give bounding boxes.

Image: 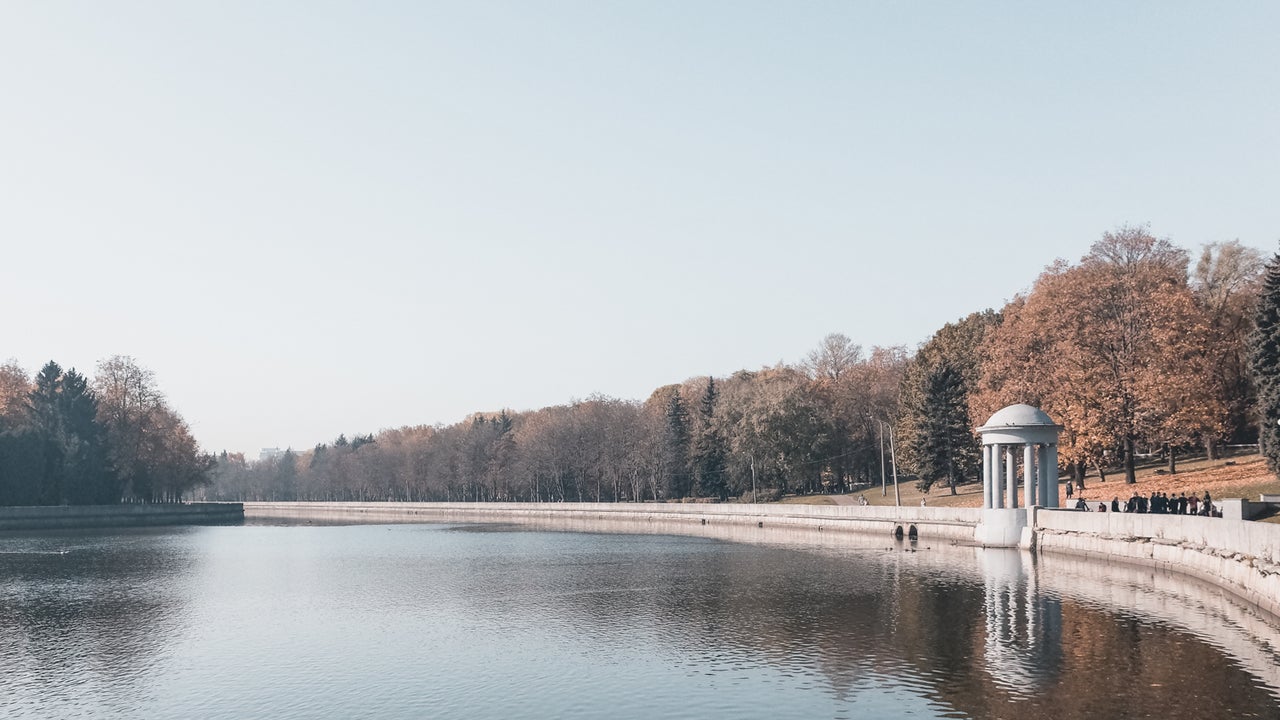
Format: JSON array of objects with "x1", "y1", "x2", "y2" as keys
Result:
[{"x1": 2, "y1": 522, "x2": 1278, "y2": 719}]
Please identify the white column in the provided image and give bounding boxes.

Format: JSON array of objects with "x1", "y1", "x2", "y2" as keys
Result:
[
  {"x1": 982, "y1": 445, "x2": 992, "y2": 509},
  {"x1": 993, "y1": 444, "x2": 1004, "y2": 509},
  {"x1": 1025, "y1": 443, "x2": 1037, "y2": 507},
  {"x1": 1036, "y1": 444, "x2": 1046, "y2": 506},
  {"x1": 1038, "y1": 444, "x2": 1051, "y2": 507},
  {"x1": 1046, "y1": 444, "x2": 1059, "y2": 508},
  {"x1": 1006, "y1": 446, "x2": 1017, "y2": 509}
]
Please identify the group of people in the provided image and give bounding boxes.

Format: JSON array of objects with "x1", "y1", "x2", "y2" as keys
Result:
[{"x1": 1073, "y1": 490, "x2": 1221, "y2": 517}]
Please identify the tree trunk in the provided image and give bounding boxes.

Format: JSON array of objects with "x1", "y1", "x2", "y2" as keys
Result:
[
  {"x1": 1123, "y1": 438, "x2": 1137, "y2": 484},
  {"x1": 1204, "y1": 435, "x2": 1217, "y2": 461},
  {"x1": 1073, "y1": 461, "x2": 1086, "y2": 490},
  {"x1": 1166, "y1": 443, "x2": 1177, "y2": 474}
]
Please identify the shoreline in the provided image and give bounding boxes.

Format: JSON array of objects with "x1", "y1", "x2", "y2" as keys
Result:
[{"x1": 0, "y1": 503, "x2": 245, "y2": 531}]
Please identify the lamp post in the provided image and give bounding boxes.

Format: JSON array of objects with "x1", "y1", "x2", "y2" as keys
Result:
[
  {"x1": 878, "y1": 422, "x2": 887, "y2": 497},
  {"x1": 873, "y1": 417, "x2": 901, "y2": 506}
]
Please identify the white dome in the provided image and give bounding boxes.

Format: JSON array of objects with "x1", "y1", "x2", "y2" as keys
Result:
[{"x1": 981, "y1": 403, "x2": 1058, "y2": 428}]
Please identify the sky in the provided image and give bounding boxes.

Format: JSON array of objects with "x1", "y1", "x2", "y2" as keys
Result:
[{"x1": 2, "y1": 1, "x2": 1278, "y2": 456}]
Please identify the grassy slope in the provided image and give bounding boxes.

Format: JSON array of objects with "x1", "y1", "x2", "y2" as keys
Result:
[{"x1": 782, "y1": 453, "x2": 1280, "y2": 519}]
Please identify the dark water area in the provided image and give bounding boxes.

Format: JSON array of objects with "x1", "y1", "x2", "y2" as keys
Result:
[{"x1": 1, "y1": 524, "x2": 1278, "y2": 719}]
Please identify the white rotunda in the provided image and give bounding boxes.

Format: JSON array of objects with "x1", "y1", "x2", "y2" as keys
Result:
[{"x1": 973, "y1": 404, "x2": 1063, "y2": 547}]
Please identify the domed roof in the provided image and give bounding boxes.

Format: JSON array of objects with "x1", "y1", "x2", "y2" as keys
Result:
[{"x1": 981, "y1": 403, "x2": 1058, "y2": 428}]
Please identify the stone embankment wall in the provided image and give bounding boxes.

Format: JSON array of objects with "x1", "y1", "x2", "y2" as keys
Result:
[
  {"x1": 245, "y1": 501, "x2": 981, "y2": 541},
  {"x1": 1034, "y1": 508, "x2": 1280, "y2": 620},
  {"x1": 0, "y1": 503, "x2": 244, "y2": 531}
]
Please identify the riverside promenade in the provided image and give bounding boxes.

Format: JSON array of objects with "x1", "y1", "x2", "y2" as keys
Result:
[{"x1": 245, "y1": 500, "x2": 1280, "y2": 621}]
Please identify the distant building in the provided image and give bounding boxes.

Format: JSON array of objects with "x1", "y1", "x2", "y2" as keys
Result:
[{"x1": 259, "y1": 447, "x2": 286, "y2": 461}]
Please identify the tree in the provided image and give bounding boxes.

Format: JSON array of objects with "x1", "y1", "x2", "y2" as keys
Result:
[
  {"x1": 0, "y1": 430, "x2": 46, "y2": 505},
  {"x1": 0, "y1": 360, "x2": 30, "y2": 431},
  {"x1": 721, "y1": 366, "x2": 828, "y2": 495},
  {"x1": 276, "y1": 449, "x2": 298, "y2": 500},
  {"x1": 804, "y1": 333, "x2": 862, "y2": 381},
  {"x1": 909, "y1": 362, "x2": 974, "y2": 494},
  {"x1": 898, "y1": 311, "x2": 998, "y2": 493},
  {"x1": 692, "y1": 377, "x2": 727, "y2": 499},
  {"x1": 94, "y1": 355, "x2": 211, "y2": 502},
  {"x1": 975, "y1": 226, "x2": 1221, "y2": 484},
  {"x1": 94, "y1": 355, "x2": 162, "y2": 501},
  {"x1": 1193, "y1": 241, "x2": 1266, "y2": 454},
  {"x1": 801, "y1": 335, "x2": 908, "y2": 494},
  {"x1": 662, "y1": 388, "x2": 692, "y2": 498},
  {"x1": 1248, "y1": 250, "x2": 1280, "y2": 474},
  {"x1": 28, "y1": 361, "x2": 112, "y2": 504}
]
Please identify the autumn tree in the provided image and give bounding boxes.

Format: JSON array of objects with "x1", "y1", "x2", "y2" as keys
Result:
[
  {"x1": 720, "y1": 366, "x2": 827, "y2": 495},
  {"x1": 94, "y1": 355, "x2": 162, "y2": 500},
  {"x1": 975, "y1": 226, "x2": 1220, "y2": 484},
  {"x1": 94, "y1": 355, "x2": 211, "y2": 502},
  {"x1": 0, "y1": 360, "x2": 30, "y2": 431},
  {"x1": 1193, "y1": 241, "x2": 1265, "y2": 454},
  {"x1": 802, "y1": 335, "x2": 908, "y2": 492}
]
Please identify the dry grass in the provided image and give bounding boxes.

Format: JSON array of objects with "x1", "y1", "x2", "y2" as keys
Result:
[{"x1": 783, "y1": 453, "x2": 1280, "y2": 510}]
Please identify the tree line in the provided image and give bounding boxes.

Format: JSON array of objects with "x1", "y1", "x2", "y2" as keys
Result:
[
  {"x1": 200, "y1": 226, "x2": 1276, "y2": 503},
  {"x1": 0, "y1": 356, "x2": 212, "y2": 505},
  {"x1": 6, "y1": 226, "x2": 1270, "y2": 506}
]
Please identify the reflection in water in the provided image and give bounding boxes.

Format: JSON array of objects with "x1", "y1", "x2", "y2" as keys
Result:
[
  {"x1": 0, "y1": 523, "x2": 1278, "y2": 720},
  {"x1": 0, "y1": 528, "x2": 197, "y2": 718},
  {"x1": 979, "y1": 550, "x2": 1063, "y2": 697}
]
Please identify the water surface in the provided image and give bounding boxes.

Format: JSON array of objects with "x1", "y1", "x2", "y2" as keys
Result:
[{"x1": 1, "y1": 523, "x2": 1278, "y2": 719}]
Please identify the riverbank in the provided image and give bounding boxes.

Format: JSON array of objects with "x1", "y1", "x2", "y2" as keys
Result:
[
  {"x1": 245, "y1": 500, "x2": 977, "y2": 541},
  {"x1": 0, "y1": 503, "x2": 244, "y2": 531}
]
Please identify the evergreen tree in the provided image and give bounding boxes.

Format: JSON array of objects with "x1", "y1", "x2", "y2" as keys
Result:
[
  {"x1": 59, "y1": 369, "x2": 112, "y2": 503},
  {"x1": 663, "y1": 389, "x2": 691, "y2": 498},
  {"x1": 276, "y1": 448, "x2": 298, "y2": 500},
  {"x1": 898, "y1": 311, "x2": 997, "y2": 490},
  {"x1": 910, "y1": 362, "x2": 976, "y2": 494},
  {"x1": 1248, "y1": 252, "x2": 1280, "y2": 473},
  {"x1": 27, "y1": 362, "x2": 112, "y2": 505},
  {"x1": 692, "y1": 377, "x2": 727, "y2": 499},
  {"x1": 0, "y1": 429, "x2": 46, "y2": 506}
]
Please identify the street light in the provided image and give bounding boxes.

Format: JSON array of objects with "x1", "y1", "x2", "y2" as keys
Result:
[{"x1": 872, "y1": 417, "x2": 902, "y2": 507}]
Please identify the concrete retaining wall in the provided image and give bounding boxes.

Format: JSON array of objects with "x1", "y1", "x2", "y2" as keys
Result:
[
  {"x1": 0, "y1": 503, "x2": 244, "y2": 531},
  {"x1": 245, "y1": 501, "x2": 982, "y2": 541},
  {"x1": 1034, "y1": 507, "x2": 1280, "y2": 620}
]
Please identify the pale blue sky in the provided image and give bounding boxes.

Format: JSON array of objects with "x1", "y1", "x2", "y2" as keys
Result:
[{"x1": 2, "y1": 2, "x2": 1277, "y2": 455}]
